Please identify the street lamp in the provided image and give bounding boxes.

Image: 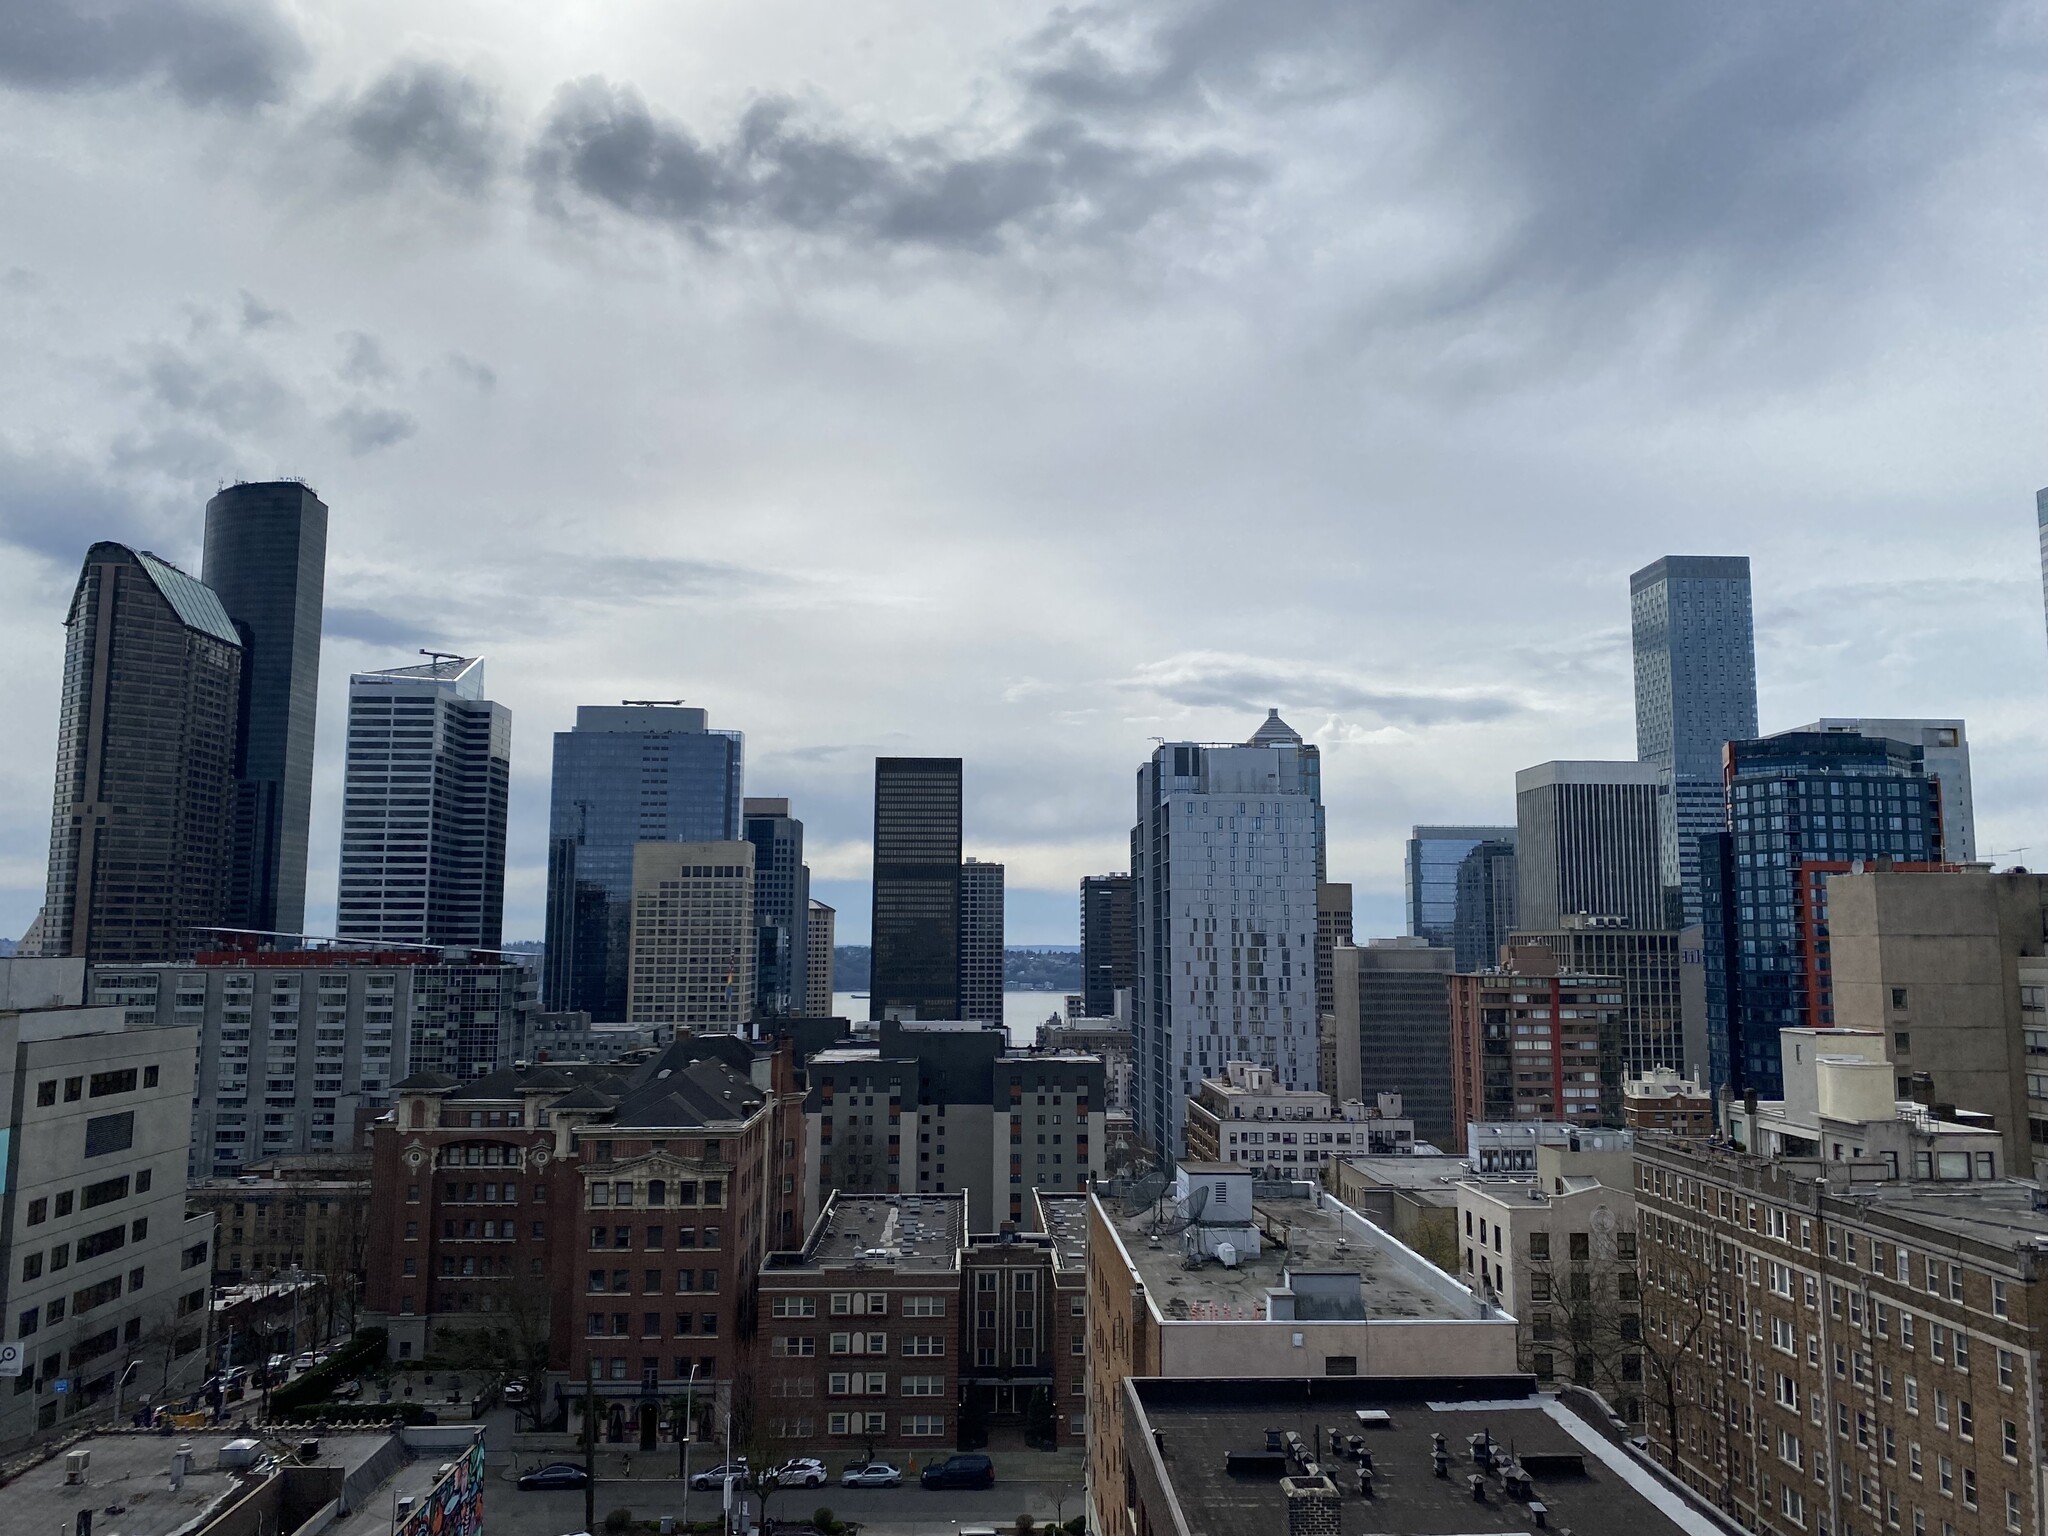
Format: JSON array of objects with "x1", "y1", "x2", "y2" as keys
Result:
[{"x1": 681, "y1": 1359, "x2": 701, "y2": 1526}]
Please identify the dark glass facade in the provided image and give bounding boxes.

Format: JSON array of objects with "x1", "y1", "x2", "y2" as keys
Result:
[
  {"x1": 870, "y1": 757, "x2": 962, "y2": 1022},
  {"x1": 1450, "y1": 838, "x2": 1517, "y2": 972},
  {"x1": 744, "y1": 799, "x2": 808, "y2": 1018},
  {"x1": 542, "y1": 705, "x2": 743, "y2": 1019},
  {"x1": 1406, "y1": 826, "x2": 1515, "y2": 947},
  {"x1": 202, "y1": 480, "x2": 328, "y2": 938},
  {"x1": 1079, "y1": 873, "x2": 1133, "y2": 1017},
  {"x1": 42, "y1": 543, "x2": 243, "y2": 962},
  {"x1": 958, "y1": 857, "x2": 1004, "y2": 1025},
  {"x1": 1707, "y1": 732, "x2": 1942, "y2": 1096}
]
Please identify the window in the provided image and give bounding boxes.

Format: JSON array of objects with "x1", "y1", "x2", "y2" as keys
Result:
[
  {"x1": 82, "y1": 1113, "x2": 134, "y2": 1158},
  {"x1": 1528, "y1": 1232, "x2": 1549, "y2": 1259},
  {"x1": 771, "y1": 1296, "x2": 817, "y2": 1318},
  {"x1": 26, "y1": 1198, "x2": 45, "y2": 1226},
  {"x1": 901, "y1": 1415, "x2": 945, "y2": 1437},
  {"x1": 35, "y1": 1082, "x2": 55, "y2": 1107},
  {"x1": 903, "y1": 1296, "x2": 945, "y2": 1318},
  {"x1": 87, "y1": 1069, "x2": 137, "y2": 1098}
]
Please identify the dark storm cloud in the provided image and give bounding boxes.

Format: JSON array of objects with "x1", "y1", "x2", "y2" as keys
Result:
[
  {"x1": 527, "y1": 77, "x2": 1258, "y2": 250},
  {"x1": 330, "y1": 401, "x2": 417, "y2": 455},
  {"x1": 1028, "y1": 1, "x2": 2027, "y2": 323},
  {"x1": 1123, "y1": 652, "x2": 1529, "y2": 725},
  {"x1": 0, "y1": 0, "x2": 308, "y2": 108},
  {"x1": 329, "y1": 60, "x2": 504, "y2": 193}
]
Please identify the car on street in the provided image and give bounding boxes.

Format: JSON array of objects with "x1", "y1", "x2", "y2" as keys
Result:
[
  {"x1": 503, "y1": 1379, "x2": 530, "y2": 1405},
  {"x1": 267, "y1": 1354, "x2": 289, "y2": 1376},
  {"x1": 516, "y1": 1463, "x2": 592, "y2": 1491},
  {"x1": 840, "y1": 1461, "x2": 903, "y2": 1488},
  {"x1": 920, "y1": 1453, "x2": 995, "y2": 1490},
  {"x1": 772, "y1": 1458, "x2": 827, "y2": 1488},
  {"x1": 689, "y1": 1460, "x2": 748, "y2": 1491},
  {"x1": 292, "y1": 1353, "x2": 316, "y2": 1371}
]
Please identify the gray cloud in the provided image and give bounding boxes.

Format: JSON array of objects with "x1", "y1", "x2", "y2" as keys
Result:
[
  {"x1": 330, "y1": 60, "x2": 504, "y2": 193},
  {"x1": 0, "y1": 0, "x2": 307, "y2": 108},
  {"x1": 0, "y1": 442, "x2": 152, "y2": 562},
  {"x1": 527, "y1": 77, "x2": 1258, "y2": 250},
  {"x1": 445, "y1": 352, "x2": 496, "y2": 392},
  {"x1": 237, "y1": 290, "x2": 290, "y2": 332},
  {"x1": 337, "y1": 331, "x2": 396, "y2": 387},
  {"x1": 330, "y1": 401, "x2": 417, "y2": 455},
  {"x1": 324, "y1": 603, "x2": 444, "y2": 647},
  {"x1": 1122, "y1": 652, "x2": 1530, "y2": 726},
  {"x1": 135, "y1": 341, "x2": 294, "y2": 435}
]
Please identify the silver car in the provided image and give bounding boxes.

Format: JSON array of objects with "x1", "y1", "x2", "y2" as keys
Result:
[{"x1": 840, "y1": 1461, "x2": 902, "y2": 1488}]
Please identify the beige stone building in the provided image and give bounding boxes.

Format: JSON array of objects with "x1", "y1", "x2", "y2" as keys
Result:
[
  {"x1": 626, "y1": 841, "x2": 756, "y2": 1030},
  {"x1": 1826, "y1": 867, "x2": 2048, "y2": 1180},
  {"x1": 1183, "y1": 1059, "x2": 1412, "y2": 1167}
]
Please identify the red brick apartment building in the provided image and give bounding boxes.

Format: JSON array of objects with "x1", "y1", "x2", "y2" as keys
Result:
[{"x1": 1450, "y1": 946, "x2": 1624, "y2": 1126}]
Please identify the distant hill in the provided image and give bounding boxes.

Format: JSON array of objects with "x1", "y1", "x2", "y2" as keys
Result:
[{"x1": 832, "y1": 946, "x2": 1082, "y2": 993}]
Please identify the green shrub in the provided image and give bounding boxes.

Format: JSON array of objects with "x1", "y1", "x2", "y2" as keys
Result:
[
  {"x1": 604, "y1": 1507, "x2": 632, "y2": 1533},
  {"x1": 1064, "y1": 1519, "x2": 1087, "y2": 1536},
  {"x1": 812, "y1": 1508, "x2": 836, "y2": 1533},
  {"x1": 267, "y1": 1329, "x2": 388, "y2": 1416},
  {"x1": 276, "y1": 1400, "x2": 436, "y2": 1427}
]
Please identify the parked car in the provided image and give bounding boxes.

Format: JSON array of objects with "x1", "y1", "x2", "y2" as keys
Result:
[
  {"x1": 840, "y1": 1461, "x2": 903, "y2": 1488},
  {"x1": 292, "y1": 1353, "x2": 316, "y2": 1371},
  {"x1": 920, "y1": 1454, "x2": 995, "y2": 1490},
  {"x1": 689, "y1": 1460, "x2": 749, "y2": 1491},
  {"x1": 267, "y1": 1354, "x2": 289, "y2": 1376},
  {"x1": 516, "y1": 1463, "x2": 592, "y2": 1491},
  {"x1": 772, "y1": 1458, "x2": 827, "y2": 1488},
  {"x1": 503, "y1": 1379, "x2": 531, "y2": 1405}
]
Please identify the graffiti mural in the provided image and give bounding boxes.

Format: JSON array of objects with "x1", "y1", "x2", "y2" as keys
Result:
[{"x1": 396, "y1": 1433, "x2": 487, "y2": 1536}]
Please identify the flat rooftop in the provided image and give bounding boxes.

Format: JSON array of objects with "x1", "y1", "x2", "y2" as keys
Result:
[
  {"x1": 14, "y1": 1431, "x2": 394, "y2": 1536},
  {"x1": 1860, "y1": 1182, "x2": 2048, "y2": 1248},
  {"x1": 775, "y1": 1193, "x2": 966, "y2": 1273},
  {"x1": 1107, "y1": 1190, "x2": 1480, "y2": 1321},
  {"x1": 1134, "y1": 1379, "x2": 1723, "y2": 1536},
  {"x1": 1338, "y1": 1155, "x2": 1477, "y2": 1191},
  {"x1": 1037, "y1": 1193, "x2": 1091, "y2": 1265}
]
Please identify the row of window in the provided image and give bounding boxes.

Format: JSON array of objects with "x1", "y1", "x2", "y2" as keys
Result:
[
  {"x1": 25, "y1": 1170, "x2": 151, "y2": 1226},
  {"x1": 20, "y1": 1220, "x2": 148, "y2": 1282},
  {"x1": 587, "y1": 1225, "x2": 722, "y2": 1251},
  {"x1": 588, "y1": 1268, "x2": 722, "y2": 1294},
  {"x1": 33, "y1": 1067, "x2": 159, "y2": 1108},
  {"x1": 586, "y1": 1312, "x2": 722, "y2": 1337},
  {"x1": 16, "y1": 1264, "x2": 148, "y2": 1334}
]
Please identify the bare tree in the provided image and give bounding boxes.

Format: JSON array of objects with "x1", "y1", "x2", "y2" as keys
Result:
[
  {"x1": 432, "y1": 1260, "x2": 556, "y2": 1427},
  {"x1": 1635, "y1": 1217, "x2": 1737, "y2": 1505}
]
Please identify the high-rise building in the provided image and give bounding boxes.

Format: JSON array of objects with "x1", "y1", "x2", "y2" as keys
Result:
[
  {"x1": 869, "y1": 758, "x2": 963, "y2": 1022},
  {"x1": 1314, "y1": 881, "x2": 1352, "y2": 1024},
  {"x1": 90, "y1": 939, "x2": 533, "y2": 1175},
  {"x1": 1079, "y1": 873, "x2": 1134, "y2": 1018},
  {"x1": 1449, "y1": 946, "x2": 1623, "y2": 1126},
  {"x1": 0, "y1": 959, "x2": 215, "y2": 1442},
  {"x1": 1789, "y1": 718, "x2": 1975, "y2": 860},
  {"x1": 743, "y1": 798, "x2": 808, "y2": 1019},
  {"x1": 957, "y1": 857, "x2": 1004, "y2": 1025},
  {"x1": 626, "y1": 841, "x2": 755, "y2": 1031},
  {"x1": 543, "y1": 704, "x2": 743, "y2": 1020},
  {"x1": 335, "y1": 657, "x2": 510, "y2": 950},
  {"x1": 1700, "y1": 730, "x2": 1943, "y2": 1096},
  {"x1": 1405, "y1": 826, "x2": 1515, "y2": 947},
  {"x1": 1630, "y1": 555, "x2": 1759, "y2": 926},
  {"x1": 1451, "y1": 838, "x2": 1517, "y2": 971},
  {"x1": 1510, "y1": 916, "x2": 1684, "y2": 1079},
  {"x1": 1330, "y1": 939, "x2": 1456, "y2": 1146},
  {"x1": 1514, "y1": 761, "x2": 1668, "y2": 932},
  {"x1": 804, "y1": 898, "x2": 835, "y2": 1016},
  {"x1": 1131, "y1": 711, "x2": 1323, "y2": 1155},
  {"x1": 202, "y1": 480, "x2": 328, "y2": 939},
  {"x1": 41, "y1": 543, "x2": 243, "y2": 963}
]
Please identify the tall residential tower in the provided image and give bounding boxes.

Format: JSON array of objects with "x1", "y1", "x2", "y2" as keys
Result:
[
  {"x1": 958, "y1": 857, "x2": 1005, "y2": 1025},
  {"x1": 542, "y1": 704, "x2": 743, "y2": 1019},
  {"x1": 40, "y1": 544, "x2": 243, "y2": 962},
  {"x1": 1131, "y1": 711, "x2": 1323, "y2": 1155},
  {"x1": 1630, "y1": 556, "x2": 1758, "y2": 925},
  {"x1": 335, "y1": 656, "x2": 510, "y2": 950},
  {"x1": 202, "y1": 480, "x2": 328, "y2": 938},
  {"x1": 1079, "y1": 873, "x2": 1134, "y2": 1018}
]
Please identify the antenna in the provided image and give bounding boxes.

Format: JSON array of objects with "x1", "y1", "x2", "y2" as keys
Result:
[
  {"x1": 418, "y1": 649, "x2": 466, "y2": 668},
  {"x1": 621, "y1": 699, "x2": 685, "y2": 706}
]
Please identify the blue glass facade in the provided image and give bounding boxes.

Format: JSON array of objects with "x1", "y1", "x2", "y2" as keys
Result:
[
  {"x1": 1405, "y1": 825, "x2": 1514, "y2": 949},
  {"x1": 542, "y1": 705, "x2": 743, "y2": 1018},
  {"x1": 1705, "y1": 732, "x2": 1941, "y2": 1096},
  {"x1": 744, "y1": 800, "x2": 808, "y2": 1018}
]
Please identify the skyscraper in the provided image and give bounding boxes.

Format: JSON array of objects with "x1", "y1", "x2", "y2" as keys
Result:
[
  {"x1": 1079, "y1": 873, "x2": 1134, "y2": 1018},
  {"x1": 1451, "y1": 838, "x2": 1518, "y2": 971},
  {"x1": 804, "y1": 898, "x2": 836, "y2": 1016},
  {"x1": 1788, "y1": 718, "x2": 1975, "y2": 861},
  {"x1": 1514, "y1": 761, "x2": 1668, "y2": 932},
  {"x1": 1702, "y1": 730, "x2": 1943, "y2": 1096},
  {"x1": 336, "y1": 656, "x2": 510, "y2": 950},
  {"x1": 202, "y1": 480, "x2": 328, "y2": 938},
  {"x1": 744, "y1": 797, "x2": 808, "y2": 1018},
  {"x1": 1330, "y1": 939, "x2": 1455, "y2": 1147},
  {"x1": 1630, "y1": 555, "x2": 1759, "y2": 926},
  {"x1": 958, "y1": 857, "x2": 1005, "y2": 1025},
  {"x1": 40, "y1": 543, "x2": 243, "y2": 962},
  {"x1": 1131, "y1": 710, "x2": 1323, "y2": 1155},
  {"x1": 869, "y1": 757, "x2": 963, "y2": 1022},
  {"x1": 542, "y1": 704, "x2": 743, "y2": 1019},
  {"x1": 626, "y1": 841, "x2": 755, "y2": 1031},
  {"x1": 1405, "y1": 826, "x2": 1516, "y2": 947},
  {"x1": 1315, "y1": 881, "x2": 1353, "y2": 1025}
]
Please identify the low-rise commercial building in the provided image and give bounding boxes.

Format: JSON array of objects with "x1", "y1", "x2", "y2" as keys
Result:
[{"x1": 1184, "y1": 1060, "x2": 1413, "y2": 1166}]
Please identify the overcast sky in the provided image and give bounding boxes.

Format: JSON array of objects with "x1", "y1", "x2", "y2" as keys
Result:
[{"x1": 2, "y1": 1, "x2": 2045, "y2": 947}]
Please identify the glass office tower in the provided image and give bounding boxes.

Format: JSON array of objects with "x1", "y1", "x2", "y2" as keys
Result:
[
  {"x1": 744, "y1": 797, "x2": 809, "y2": 1019},
  {"x1": 1405, "y1": 826, "x2": 1516, "y2": 949},
  {"x1": 543, "y1": 704, "x2": 743, "y2": 1019},
  {"x1": 1450, "y1": 838, "x2": 1518, "y2": 971},
  {"x1": 41, "y1": 543, "x2": 243, "y2": 962},
  {"x1": 202, "y1": 480, "x2": 328, "y2": 938},
  {"x1": 1080, "y1": 873, "x2": 1134, "y2": 1018},
  {"x1": 869, "y1": 757, "x2": 964, "y2": 1022},
  {"x1": 1631, "y1": 556, "x2": 1759, "y2": 926},
  {"x1": 1703, "y1": 731, "x2": 1942, "y2": 1096}
]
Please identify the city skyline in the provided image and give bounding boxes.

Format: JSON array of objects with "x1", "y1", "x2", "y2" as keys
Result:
[{"x1": 1, "y1": 7, "x2": 2045, "y2": 951}]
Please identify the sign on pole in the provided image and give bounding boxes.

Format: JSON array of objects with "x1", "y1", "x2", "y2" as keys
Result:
[{"x1": 0, "y1": 1342, "x2": 24, "y2": 1378}]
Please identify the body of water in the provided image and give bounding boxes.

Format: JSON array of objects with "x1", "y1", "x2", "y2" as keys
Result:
[{"x1": 831, "y1": 990, "x2": 1069, "y2": 1050}]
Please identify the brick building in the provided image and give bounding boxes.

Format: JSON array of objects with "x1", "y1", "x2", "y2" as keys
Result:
[
  {"x1": 1449, "y1": 946, "x2": 1624, "y2": 1126},
  {"x1": 1624, "y1": 1067, "x2": 1715, "y2": 1138}
]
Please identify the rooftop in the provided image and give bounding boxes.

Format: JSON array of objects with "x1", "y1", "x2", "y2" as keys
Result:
[
  {"x1": 1131, "y1": 1377, "x2": 1726, "y2": 1536},
  {"x1": 1337, "y1": 1155, "x2": 1477, "y2": 1192},
  {"x1": 1104, "y1": 1185, "x2": 1488, "y2": 1322},
  {"x1": 771, "y1": 1192, "x2": 967, "y2": 1274},
  {"x1": 1037, "y1": 1192, "x2": 1091, "y2": 1265},
  {"x1": 14, "y1": 1431, "x2": 394, "y2": 1536}
]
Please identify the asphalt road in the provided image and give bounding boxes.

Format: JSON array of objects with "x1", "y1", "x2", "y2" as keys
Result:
[{"x1": 489, "y1": 1474, "x2": 1084, "y2": 1536}]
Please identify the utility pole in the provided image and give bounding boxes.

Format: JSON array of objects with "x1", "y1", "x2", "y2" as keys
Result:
[{"x1": 583, "y1": 1354, "x2": 597, "y2": 1536}]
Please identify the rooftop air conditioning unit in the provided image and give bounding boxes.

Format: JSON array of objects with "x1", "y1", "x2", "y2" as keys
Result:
[{"x1": 64, "y1": 1450, "x2": 89, "y2": 1484}]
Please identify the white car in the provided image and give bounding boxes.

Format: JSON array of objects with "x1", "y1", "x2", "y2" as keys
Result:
[
  {"x1": 689, "y1": 1460, "x2": 749, "y2": 1491},
  {"x1": 773, "y1": 1458, "x2": 827, "y2": 1488}
]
